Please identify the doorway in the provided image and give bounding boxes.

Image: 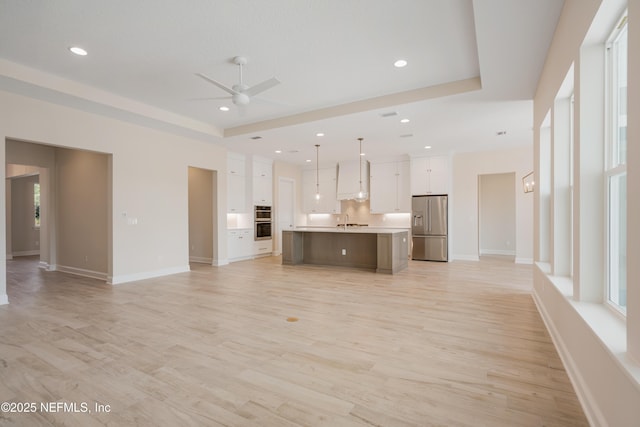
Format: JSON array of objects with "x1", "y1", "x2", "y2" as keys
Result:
[
  {"x1": 276, "y1": 177, "x2": 295, "y2": 255},
  {"x1": 5, "y1": 139, "x2": 112, "y2": 281},
  {"x1": 478, "y1": 172, "x2": 516, "y2": 260},
  {"x1": 188, "y1": 167, "x2": 215, "y2": 264}
]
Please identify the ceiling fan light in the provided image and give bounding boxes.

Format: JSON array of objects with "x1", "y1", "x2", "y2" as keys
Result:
[{"x1": 232, "y1": 93, "x2": 250, "y2": 105}]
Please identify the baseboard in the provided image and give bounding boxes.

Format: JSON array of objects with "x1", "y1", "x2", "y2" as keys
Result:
[
  {"x1": 515, "y1": 257, "x2": 533, "y2": 264},
  {"x1": 39, "y1": 261, "x2": 51, "y2": 270},
  {"x1": 451, "y1": 254, "x2": 480, "y2": 261},
  {"x1": 532, "y1": 289, "x2": 606, "y2": 427},
  {"x1": 479, "y1": 249, "x2": 516, "y2": 256},
  {"x1": 0, "y1": 294, "x2": 8, "y2": 305},
  {"x1": 56, "y1": 264, "x2": 108, "y2": 281},
  {"x1": 6, "y1": 254, "x2": 13, "y2": 260},
  {"x1": 213, "y1": 259, "x2": 229, "y2": 266},
  {"x1": 228, "y1": 255, "x2": 253, "y2": 263},
  {"x1": 108, "y1": 265, "x2": 190, "y2": 285},
  {"x1": 189, "y1": 256, "x2": 213, "y2": 264},
  {"x1": 12, "y1": 250, "x2": 40, "y2": 257}
]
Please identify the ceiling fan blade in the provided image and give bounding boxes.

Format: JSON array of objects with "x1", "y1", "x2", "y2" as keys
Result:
[
  {"x1": 188, "y1": 96, "x2": 231, "y2": 101},
  {"x1": 244, "y1": 77, "x2": 280, "y2": 97},
  {"x1": 195, "y1": 73, "x2": 236, "y2": 96}
]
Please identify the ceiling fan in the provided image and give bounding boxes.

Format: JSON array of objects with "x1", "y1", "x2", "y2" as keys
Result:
[{"x1": 195, "y1": 56, "x2": 280, "y2": 106}]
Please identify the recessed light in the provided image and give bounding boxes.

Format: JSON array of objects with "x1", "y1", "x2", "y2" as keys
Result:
[
  {"x1": 306, "y1": 159, "x2": 312, "y2": 163},
  {"x1": 424, "y1": 145, "x2": 432, "y2": 149},
  {"x1": 219, "y1": 106, "x2": 230, "y2": 112},
  {"x1": 360, "y1": 153, "x2": 366, "y2": 156},
  {"x1": 400, "y1": 118, "x2": 410, "y2": 123},
  {"x1": 275, "y1": 150, "x2": 282, "y2": 154},
  {"x1": 394, "y1": 59, "x2": 408, "y2": 68},
  {"x1": 316, "y1": 132, "x2": 324, "y2": 137},
  {"x1": 69, "y1": 46, "x2": 88, "y2": 56}
]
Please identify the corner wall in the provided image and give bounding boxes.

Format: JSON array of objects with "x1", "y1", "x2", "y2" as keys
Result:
[
  {"x1": 451, "y1": 146, "x2": 533, "y2": 263},
  {"x1": 532, "y1": 1, "x2": 640, "y2": 425},
  {"x1": 1, "y1": 89, "x2": 228, "y2": 291}
]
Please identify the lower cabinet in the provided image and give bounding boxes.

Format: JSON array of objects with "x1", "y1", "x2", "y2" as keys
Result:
[
  {"x1": 253, "y1": 239, "x2": 273, "y2": 257},
  {"x1": 228, "y1": 229, "x2": 252, "y2": 261}
]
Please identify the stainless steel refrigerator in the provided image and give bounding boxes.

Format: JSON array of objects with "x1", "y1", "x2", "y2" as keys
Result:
[{"x1": 412, "y1": 195, "x2": 448, "y2": 261}]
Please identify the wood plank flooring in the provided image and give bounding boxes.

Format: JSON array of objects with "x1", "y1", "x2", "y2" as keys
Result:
[{"x1": 0, "y1": 255, "x2": 588, "y2": 426}]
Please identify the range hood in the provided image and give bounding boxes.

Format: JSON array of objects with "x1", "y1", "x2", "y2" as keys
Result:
[{"x1": 336, "y1": 159, "x2": 369, "y2": 201}]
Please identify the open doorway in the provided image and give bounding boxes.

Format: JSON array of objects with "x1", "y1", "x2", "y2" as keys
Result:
[
  {"x1": 276, "y1": 177, "x2": 295, "y2": 255},
  {"x1": 478, "y1": 172, "x2": 516, "y2": 261},
  {"x1": 5, "y1": 139, "x2": 111, "y2": 281},
  {"x1": 188, "y1": 166, "x2": 216, "y2": 265}
]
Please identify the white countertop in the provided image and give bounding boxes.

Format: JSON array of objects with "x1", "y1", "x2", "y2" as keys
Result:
[{"x1": 289, "y1": 227, "x2": 408, "y2": 234}]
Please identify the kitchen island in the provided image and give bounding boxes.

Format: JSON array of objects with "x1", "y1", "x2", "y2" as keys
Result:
[{"x1": 282, "y1": 227, "x2": 409, "y2": 274}]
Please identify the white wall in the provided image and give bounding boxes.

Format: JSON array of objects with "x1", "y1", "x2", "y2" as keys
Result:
[
  {"x1": 451, "y1": 146, "x2": 533, "y2": 263},
  {"x1": 1, "y1": 89, "x2": 228, "y2": 298},
  {"x1": 56, "y1": 147, "x2": 109, "y2": 278},
  {"x1": 533, "y1": 1, "x2": 640, "y2": 426},
  {"x1": 478, "y1": 173, "x2": 516, "y2": 256}
]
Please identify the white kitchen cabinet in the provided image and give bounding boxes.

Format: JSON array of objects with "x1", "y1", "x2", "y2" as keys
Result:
[
  {"x1": 253, "y1": 239, "x2": 272, "y2": 257},
  {"x1": 228, "y1": 228, "x2": 252, "y2": 261},
  {"x1": 302, "y1": 166, "x2": 341, "y2": 213},
  {"x1": 370, "y1": 160, "x2": 411, "y2": 213},
  {"x1": 410, "y1": 156, "x2": 449, "y2": 195},
  {"x1": 252, "y1": 157, "x2": 273, "y2": 206},
  {"x1": 336, "y1": 159, "x2": 369, "y2": 200},
  {"x1": 227, "y1": 153, "x2": 246, "y2": 213}
]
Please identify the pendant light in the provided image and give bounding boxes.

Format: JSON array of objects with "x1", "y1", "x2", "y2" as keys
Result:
[
  {"x1": 355, "y1": 137, "x2": 368, "y2": 202},
  {"x1": 314, "y1": 144, "x2": 321, "y2": 200}
]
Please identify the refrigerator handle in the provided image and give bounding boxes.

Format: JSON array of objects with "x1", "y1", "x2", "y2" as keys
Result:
[{"x1": 428, "y1": 199, "x2": 431, "y2": 232}]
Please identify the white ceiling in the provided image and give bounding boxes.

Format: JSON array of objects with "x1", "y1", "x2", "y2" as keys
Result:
[{"x1": 0, "y1": 0, "x2": 564, "y2": 167}]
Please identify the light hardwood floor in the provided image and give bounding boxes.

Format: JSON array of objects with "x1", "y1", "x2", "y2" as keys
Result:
[{"x1": 0, "y1": 256, "x2": 587, "y2": 426}]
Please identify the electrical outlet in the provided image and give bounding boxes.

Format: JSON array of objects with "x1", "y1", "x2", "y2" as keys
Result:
[{"x1": 342, "y1": 249, "x2": 346, "y2": 255}]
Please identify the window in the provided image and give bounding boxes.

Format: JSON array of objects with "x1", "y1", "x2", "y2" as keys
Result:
[
  {"x1": 34, "y1": 182, "x2": 40, "y2": 228},
  {"x1": 605, "y1": 12, "x2": 627, "y2": 313}
]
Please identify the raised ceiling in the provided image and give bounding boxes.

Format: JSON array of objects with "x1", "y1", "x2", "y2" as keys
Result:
[{"x1": 0, "y1": 0, "x2": 564, "y2": 166}]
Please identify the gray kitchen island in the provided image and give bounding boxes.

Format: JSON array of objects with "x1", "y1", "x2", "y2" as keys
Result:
[{"x1": 282, "y1": 227, "x2": 409, "y2": 274}]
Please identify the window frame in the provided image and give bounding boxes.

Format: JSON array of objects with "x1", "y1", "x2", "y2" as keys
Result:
[{"x1": 604, "y1": 11, "x2": 628, "y2": 316}]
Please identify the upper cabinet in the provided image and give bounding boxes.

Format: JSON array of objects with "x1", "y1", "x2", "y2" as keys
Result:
[
  {"x1": 336, "y1": 159, "x2": 369, "y2": 200},
  {"x1": 370, "y1": 160, "x2": 411, "y2": 213},
  {"x1": 227, "y1": 152, "x2": 247, "y2": 213},
  {"x1": 410, "y1": 155, "x2": 449, "y2": 195},
  {"x1": 302, "y1": 166, "x2": 341, "y2": 213},
  {"x1": 252, "y1": 156, "x2": 273, "y2": 206}
]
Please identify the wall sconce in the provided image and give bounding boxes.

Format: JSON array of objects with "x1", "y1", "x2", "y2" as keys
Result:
[{"x1": 522, "y1": 171, "x2": 535, "y2": 193}]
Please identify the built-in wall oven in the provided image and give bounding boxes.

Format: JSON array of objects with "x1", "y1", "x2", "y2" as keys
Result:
[{"x1": 254, "y1": 205, "x2": 272, "y2": 240}]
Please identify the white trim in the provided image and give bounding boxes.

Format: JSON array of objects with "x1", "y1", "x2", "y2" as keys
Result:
[
  {"x1": 213, "y1": 258, "x2": 229, "y2": 266},
  {"x1": 515, "y1": 257, "x2": 534, "y2": 264},
  {"x1": 12, "y1": 250, "x2": 40, "y2": 256},
  {"x1": 479, "y1": 249, "x2": 516, "y2": 256},
  {"x1": 56, "y1": 264, "x2": 108, "y2": 281},
  {"x1": 228, "y1": 255, "x2": 253, "y2": 263},
  {"x1": 108, "y1": 265, "x2": 190, "y2": 285},
  {"x1": 0, "y1": 294, "x2": 8, "y2": 305},
  {"x1": 532, "y1": 289, "x2": 607, "y2": 427},
  {"x1": 451, "y1": 254, "x2": 480, "y2": 261},
  {"x1": 189, "y1": 256, "x2": 213, "y2": 264}
]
